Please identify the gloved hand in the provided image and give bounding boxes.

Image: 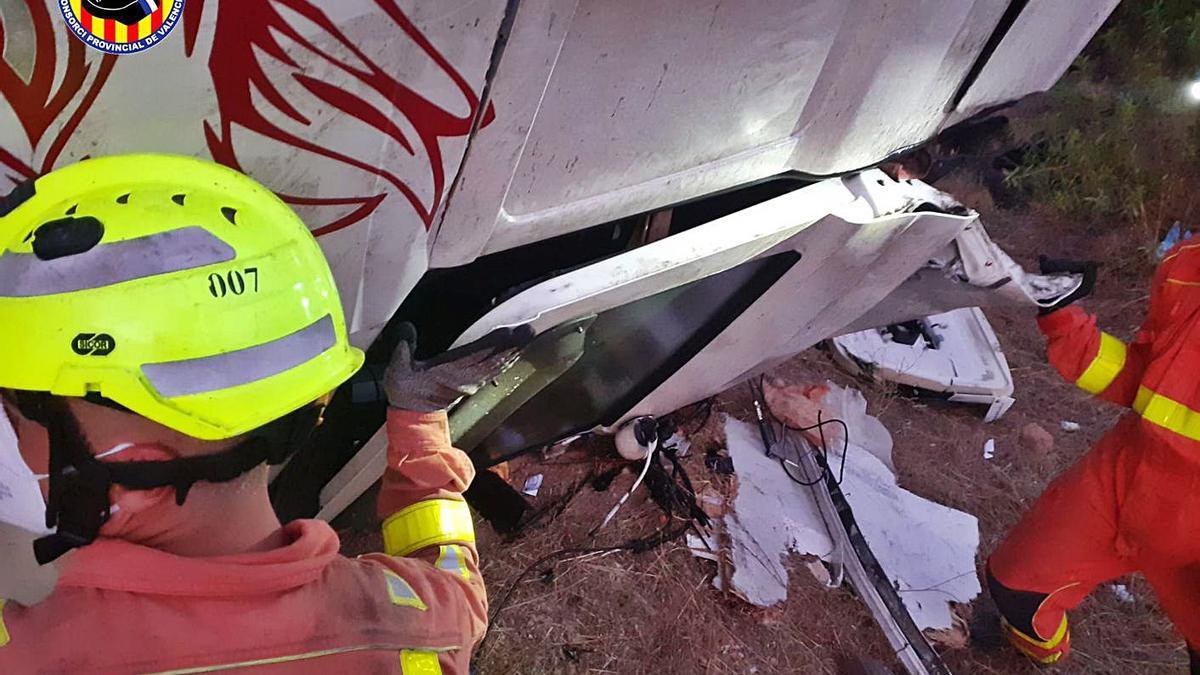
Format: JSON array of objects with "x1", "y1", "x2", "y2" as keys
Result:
[
  {"x1": 1037, "y1": 256, "x2": 1097, "y2": 316},
  {"x1": 383, "y1": 323, "x2": 535, "y2": 412}
]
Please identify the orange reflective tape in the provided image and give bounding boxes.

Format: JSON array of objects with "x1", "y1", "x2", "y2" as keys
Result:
[
  {"x1": 1075, "y1": 332, "x2": 1126, "y2": 395},
  {"x1": 382, "y1": 499, "x2": 475, "y2": 557},
  {"x1": 1134, "y1": 386, "x2": 1200, "y2": 441}
]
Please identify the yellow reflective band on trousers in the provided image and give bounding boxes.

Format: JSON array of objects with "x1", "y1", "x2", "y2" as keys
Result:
[
  {"x1": 1075, "y1": 333, "x2": 1127, "y2": 395},
  {"x1": 1002, "y1": 615, "x2": 1068, "y2": 664},
  {"x1": 0, "y1": 600, "x2": 10, "y2": 648},
  {"x1": 382, "y1": 499, "x2": 475, "y2": 557},
  {"x1": 1135, "y1": 386, "x2": 1200, "y2": 441},
  {"x1": 400, "y1": 650, "x2": 443, "y2": 674}
]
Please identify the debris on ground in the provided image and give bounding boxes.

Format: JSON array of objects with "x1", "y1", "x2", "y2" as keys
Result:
[
  {"x1": 763, "y1": 381, "x2": 896, "y2": 473},
  {"x1": 1019, "y1": 422, "x2": 1055, "y2": 460},
  {"x1": 1157, "y1": 221, "x2": 1192, "y2": 259},
  {"x1": 522, "y1": 473, "x2": 544, "y2": 497},
  {"x1": 1060, "y1": 420, "x2": 1081, "y2": 433},
  {"x1": 704, "y1": 448, "x2": 735, "y2": 475},
  {"x1": 664, "y1": 431, "x2": 692, "y2": 457},
  {"x1": 696, "y1": 484, "x2": 727, "y2": 518},
  {"x1": 1112, "y1": 584, "x2": 1136, "y2": 604},
  {"x1": 830, "y1": 307, "x2": 1015, "y2": 422},
  {"x1": 983, "y1": 439, "x2": 996, "y2": 460},
  {"x1": 716, "y1": 380, "x2": 981, "y2": 634},
  {"x1": 540, "y1": 434, "x2": 582, "y2": 460}
]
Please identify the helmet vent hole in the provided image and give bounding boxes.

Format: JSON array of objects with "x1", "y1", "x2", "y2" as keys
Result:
[
  {"x1": 65, "y1": 204, "x2": 78, "y2": 215},
  {"x1": 221, "y1": 207, "x2": 238, "y2": 225},
  {"x1": 172, "y1": 194, "x2": 186, "y2": 206},
  {"x1": 116, "y1": 193, "x2": 130, "y2": 205}
]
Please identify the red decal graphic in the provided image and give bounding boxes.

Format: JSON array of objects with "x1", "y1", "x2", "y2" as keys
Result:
[
  {"x1": 0, "y1": 3, "x2": 116, "y2": 180},
  {"x1": 184, "y1": 0, "x2": 493, "y2": 235}
]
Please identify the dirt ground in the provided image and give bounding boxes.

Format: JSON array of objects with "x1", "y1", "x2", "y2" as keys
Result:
[{"x1": 339, "y1": 173, "x2": 1189, "y2": 673}]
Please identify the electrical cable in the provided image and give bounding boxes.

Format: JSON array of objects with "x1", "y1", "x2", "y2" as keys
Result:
[
  {"x1": 747, "y1": 375, "x2": 850, "y2": 487},
  {"x1": 590, "y1": 435, "x2": 657, "y2": 535},
  {"x1": 483, "y1": 439, "x2": 702, "y2": 653}
]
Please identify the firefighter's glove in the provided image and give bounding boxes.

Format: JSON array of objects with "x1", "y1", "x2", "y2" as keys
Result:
[
  {"x1": 1038, "y1": 256, "x2": 1097, "y2": 316},
  {"x1": 383, "y1": 323, "x2": 535, "y2": 413}
]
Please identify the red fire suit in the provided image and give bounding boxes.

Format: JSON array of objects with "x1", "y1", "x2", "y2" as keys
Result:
[
  {"x1": 0, "y1": 409, "x2": 485, "y2": 673},
  {"x1": 989, "y1": 242, "x2": 1200, "y2": 663}
]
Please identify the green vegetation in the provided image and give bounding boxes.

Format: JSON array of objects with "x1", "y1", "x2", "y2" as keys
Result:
[{"x1": 1008, "y1": 0, "x2": 1200, "y2": 252}]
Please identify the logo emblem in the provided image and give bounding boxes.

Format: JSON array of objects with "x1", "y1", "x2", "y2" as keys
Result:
[
  {"x1": 59, "y1": 0, "x2": 185, "y2": 55},
  {"x1": 72, "y1": 333, "x2": 116, "y2": 356}
]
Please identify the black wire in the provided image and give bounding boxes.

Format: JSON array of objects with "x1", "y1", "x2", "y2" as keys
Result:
[
  {"x1": 747, "y1": 375, "x2": 850, "y2": 487},
  {"x1": 482, "y1": 449, "x2": 700, "y2": 649}
]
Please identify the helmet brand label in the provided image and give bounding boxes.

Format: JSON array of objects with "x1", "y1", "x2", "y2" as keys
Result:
[{"x1": 72, "y1": 333, "x2": 116, "y2": 356}]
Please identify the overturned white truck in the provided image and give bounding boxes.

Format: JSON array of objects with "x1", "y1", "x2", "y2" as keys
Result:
[{"x1": 0, "y1": 1, "x2": 1111, "y2": 516}]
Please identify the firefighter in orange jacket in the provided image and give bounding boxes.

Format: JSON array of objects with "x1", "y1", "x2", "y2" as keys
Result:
[
  {"x1": 0, "y1": 155, "x2": 527, "y2": 673},
  {"x1": 988, "y1": 248, "x2": 1200, "y2": 670}
]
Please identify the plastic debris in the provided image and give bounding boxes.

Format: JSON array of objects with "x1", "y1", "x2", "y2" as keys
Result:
[
  {"x1": 686, "y1": 531, "x2": 721, "y2": 562},
  {"x1": 983, "y1": 438, "x2": 996, "y2": 460},
  {"x1": 830, "y1": 307, "x2": 1015, "y2": 422},
  {"x1": 1157, "y1": 221, "x2": 1193, "y2": 259},
  {"x1": 697, "y1": 486, "x2": 727, "y2": 518},
  {"x1": 522, "y1": 474, "x2": 544, "y2": 497},
  {"x1": 1111, "y1": 584, "x2": 1135, "y2": 604},
  {"x1": 721, "y1": 381, "x2": 981, "y2": 631},
  {"x1": 665, "y1": 432, "x2": 692, "y2": 457},
  {"x1": 1060, "y1": 420, "x2": 1081, "y2": 433}
]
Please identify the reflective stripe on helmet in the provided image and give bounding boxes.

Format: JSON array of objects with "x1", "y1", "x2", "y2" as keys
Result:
[
  {"x1": 0, "y1": 227, "x2": 234, "y2": 297},
  {"x1": 141, "y1": 315, "x2": 336, "y2": 398}
]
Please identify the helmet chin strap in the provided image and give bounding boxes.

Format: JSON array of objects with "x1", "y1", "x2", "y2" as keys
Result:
[{"x1": 11, "y1": 392, "x2": 323, "y2": 564}]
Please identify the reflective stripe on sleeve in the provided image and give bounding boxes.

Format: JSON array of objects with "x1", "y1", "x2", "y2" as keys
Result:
[
  {"x1": 1135, "y1": 386, "x2": 1200, "y2": 442},
  {"x1": 1075, "y1": 332, "x2": 1127, "y2": 395},
  {"x1": 383, "y1": 570, "x2": 427, "y2": 611},
  {"x1": 382, "y1": 499, "x2": 475, "y2": 557},
  {"x1": 435, "y1": 545, "x2": 471, "y2": 581}
]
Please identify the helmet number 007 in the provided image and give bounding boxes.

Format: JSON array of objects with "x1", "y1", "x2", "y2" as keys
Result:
[{"x1": 208, "y1": 268, "x2": 259, "y2": 298}]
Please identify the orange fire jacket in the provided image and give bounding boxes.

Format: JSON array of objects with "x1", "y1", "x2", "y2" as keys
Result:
[{"x1": 0, "y1": 409, "x2": 485, "y2": 674}]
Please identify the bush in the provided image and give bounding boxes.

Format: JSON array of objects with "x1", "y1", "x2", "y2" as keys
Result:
[{"x1": 1007, "y1": 0, "x2": 1200, "y2": 255}]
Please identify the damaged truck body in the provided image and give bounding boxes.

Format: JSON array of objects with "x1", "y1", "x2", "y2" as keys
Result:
[{"x1": 3, "y1": 0, "x2": 1115, "y2": 621}]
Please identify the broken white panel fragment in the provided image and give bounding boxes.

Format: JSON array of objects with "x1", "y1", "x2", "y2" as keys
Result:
[
  {"x1": 722, "y1": 386, "x2": 981, "y2": 631},
  {"x1": 943, "y1": 222, "x2": 1082, "y2": 308},
  {"x1": 722, "y1": 417, "x2": 833, "y2": 606},
  {"x1": 831, "y1": 307, "x2": 1015, "y2": 421}
]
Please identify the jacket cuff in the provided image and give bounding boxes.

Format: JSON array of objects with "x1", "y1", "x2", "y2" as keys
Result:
[{"x1": 1036, "y1": 305, "x2": 1086, "y2": 336}]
